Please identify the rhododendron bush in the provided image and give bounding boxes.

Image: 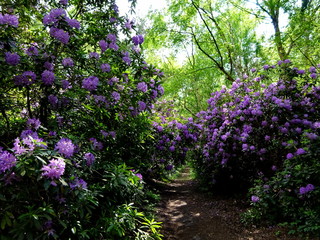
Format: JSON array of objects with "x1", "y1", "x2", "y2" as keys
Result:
[
  {"x1": 0, "y1": 1, "x2": 163, "y2": 239},
  {"x1": 190, "y1": 62, "x2": 320, "y2": 235}
]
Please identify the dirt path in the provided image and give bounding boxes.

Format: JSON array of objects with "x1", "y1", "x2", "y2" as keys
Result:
[{"x1": 155, "y1": 167, "x2": 303, "y2": 240}]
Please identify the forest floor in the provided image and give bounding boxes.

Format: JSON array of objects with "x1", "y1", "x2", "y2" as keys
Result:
[{"x1": 155, "y1": 167, "x2": 307, "y2": 240}]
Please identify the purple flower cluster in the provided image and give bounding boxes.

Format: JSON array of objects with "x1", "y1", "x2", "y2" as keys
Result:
[
  {"x1": 101, "y1": 33, "x2": 119, "y2": 51},
  {"x1": 43, "y1": 8, "x2": 66, "y2": 25},
  {"x1": 43, "y1": 8, "x2": 80, "y2": 29},
  {"x1": 82, "y1": 76, "x2": 99, "y2": 91},
  {"x1": 5, "y1": 52, "x2": 20, "y2": 65},
  {"x1": 299, "y1": 184, "x2": 315, "y2": 195},
  {"x1": 89, "y1": 138, "x2": 103, "y2": 151},
  {"x1": 89, "y1": 52, "x2": 100, "y2": 59},
  {"x1": 99, "y1": 40, "x2": 108, "y2": 53},
  {"x1": 41, "y1": 158, "x2": 65, "y2": 179},
  {"x1": 14, "y1": 71, "x2": 36, "y2": 86},
  {"x1": 13, "y1": 135, "x2": 47, "y2": 155},
  {"x1": 26, "y1": 118, "x2": 41, "y2": 130},
  {"x1": 0, "y1": 150, "x2": 17, "y2": 173},
  {"x1": 0, "y1": 13, "x2": 19, "y2": 27},
  {"x1": 132, "y1": 35, "x2": 144, "y2": 45},
  {"x1": 41, "y1": 70, "x2": 55, "y2": 85},
  {"x1": 49, "y1": 27, "x2": 70, "y2": 44},
  {"x1": 66, "y1": 18, "x2": 80, "y2": 29},
  {"x1": 100, "y1": 63, "x2": 111, "y2": 72},
  {"x1": 137, "y1": 82, "x2": 148, "y2": 92},
  {"x1": 122, "y1": 51, "x2": 131, "y2": 65},
  {"x1": 251, "y1": 195, "x2": 260, "y2": 203},
  {"x1": 26, "y1": 46, "x2": 39, "y2": 56},
  {"x1": 84, "y1": 153, "x2": 95, "y2": 166},
  {"x1": 69, "y1": 178, "x2": 87, "y2": 189},
  {"x1": 55, "y1": 138, "x2": 75, "y2": 158},
  {"x1": 62, "y1": 57, "x2": 74, "y2": 67}
]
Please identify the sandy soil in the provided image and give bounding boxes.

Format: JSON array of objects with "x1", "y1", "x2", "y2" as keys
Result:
[{"x1": 155, "y1": 168, "x2": 308, "y2": 240}]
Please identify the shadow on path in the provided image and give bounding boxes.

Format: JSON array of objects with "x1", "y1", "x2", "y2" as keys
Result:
[{"x1": 155, "y1": 167, "x2": 303, "y2": 240}]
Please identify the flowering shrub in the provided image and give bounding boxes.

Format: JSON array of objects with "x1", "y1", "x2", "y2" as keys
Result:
[
  {"x1": 245, "y1": 129, "x2": 320, "y2": 235},
  {"x1": 0, "y1": 0, "x2": 163, "y2": 239},
  {"x1": 191, "y1": 61, "x2": 320, "y2": 234},
  {"x1": 191, "y1": 62, "x2": 320, "y2": 192},
  {"x1": 146, "y1": 100, "x2": 201, "y2": 179}
]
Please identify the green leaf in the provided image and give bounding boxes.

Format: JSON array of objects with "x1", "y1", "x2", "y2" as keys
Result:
[
  {"x1": 1, "y1": 217, "x2": 6, "y2": 230},
  {"x1": 20, "y1": 169, "x2": 26, "y2": 176}
]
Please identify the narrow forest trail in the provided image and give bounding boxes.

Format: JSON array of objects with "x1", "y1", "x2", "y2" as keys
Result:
[{"x1": 155, "y1": 167, "x2": 302, "y2": 240}]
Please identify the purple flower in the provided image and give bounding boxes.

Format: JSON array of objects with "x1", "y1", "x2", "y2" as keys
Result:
[
  {"x1": 297, "y1": 69, "x2": 305, "y2": 74},
  {"x1": 135, "y1": 173, "x2": 143, "y2": 181},
  {"x1": 69, "y1": 178, "x2": 87, "y2": 189},
  {"x1": 62, "y1": 57, "x2": 74, "y2": 67},
  {"x1": 125, "y1": 19, "x2": 133, "y2": 29},
  {"x1": 99, "y1": 40, "x2": 108, "y2": 53},
  {"x1": 286, "y1": 153, "x2": 294, "y2": 159},
  {"x1": 138, "y1": 101, "x2": 146, "y2": 111},
  {"x1": 90, "y1": 138, "x2": 103, "y2": 150},
  {"x1": 13, "y1": 138, "x2": 27, "y2": 155},
  {"x1": 41, "y1": 70, "x2": 55, "y2": 85},
  {"x1": 109, "y1": 17, "x2": 117, "y2": 23},
  {"x1": 109, "y1": 131, "x2": 116, "y2": 138},
  {"x1": 107, "y1": 33, "x2": 117, "y2": 42},
  {"x1": 49, "y1": 27, "x2": 70, "y2": 44},
  {"x1": 309, "y1": 66, "x2": 316, "y2": 73},
  {"x1": 264, "y1": 135, "x2": 270, "y2": 141},
  {"x1": 55, "y1": 138, "x2": 75, "y2": 158},
  {"x1": 20, "y1": 130, "x2": 38, "y2": 139},
  {"x1": 132, "y1": 35, "x2": 144, "y2": 45},
  {"x1": 263, "y1": 65, "x2": 270, "y2": 70},
  {"x1": 5, "y1": 52, "x2": 20, "y2": 65},
  {"x1": 100, "y1": 63, "x2": 111, "y2": 72},
  {"x1": 43, "y1": 8, "x2": 66, "y2": 25},
  {"x1": 14, "y1": 71, "x2": 37, "y2": 86},
  {"x1": 66, "y1": 18, "x2": 80, "y2": 29},
  {"x1": 59, "y1": 0, "x2": 68, "y2": 5},
  {"x1": 0, "y1": 151, "x2": 17, "y2": 173},
  {"x1": 111, "y1": 91, "x2": 120, "y2": 102},
  {"x1": 26, "y1": 118, "x2": 41, "y2": 130},
  {"x1": 299, "y1": 184, "x2": 315, "y2": 195},
  {"x1": 169, "y1": 146, "x2": 175, "y2": 152},
  {"x1": 251, "y1": 195, "x2": 260, "y2": 203},
  {"x1": 122, "y1": 51, "x2": 131, "y2": 65},
  {"x1": 109, "y1": 42, "x2": 119, "y2": 51},
  {"x1": 137, "y1": 82, "x2": 148, "y2": 92},
  {"x1": 44, "y1": 61, "x2": 54, "y2": 71},
  {"x1": 251, "y1": 68, "x2": 256, "y2": 73},
  {"x1": 305, "y1": 132, "x2": 318, "y2": 140},
  {"x1": 0, "y1": 14, "x2": 19, "y2": 27},
  {"x1": 271, "y1": 116, "x2": 279, "y2": 122},
  {"x1": 158, "y1": 85, "x2": 164, "y2": 95},
  {"x1": 61, "y1": 80, "x2": 71, "y2": 89},
  {"x1": 89, "y1": 52, "x2": 100, "y2": 59},
  {"x1": 296, "y1": 148, "x2": 306, "y2": 155},
  {"x1": 41, "y1": 158, "x2": 65, "y2": 179},
  {"x1": 165, "y1": 165, "x2": 173, "y2": 171},
  {"x1": 82, "y1": 76, "x2": 99, "y2": 91},
  {"x1": 84, "y1": 153, "x2": 95, "y2": 166},
  {"x1": 26, "y1": 46, "x2": 39, "y2": 56},
  {"x1": 310, "y1": 73, "x2": 317, "y2": 79},
  {"x1": 48, "y1": 95, "x2": 58, "y2": 107}
]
